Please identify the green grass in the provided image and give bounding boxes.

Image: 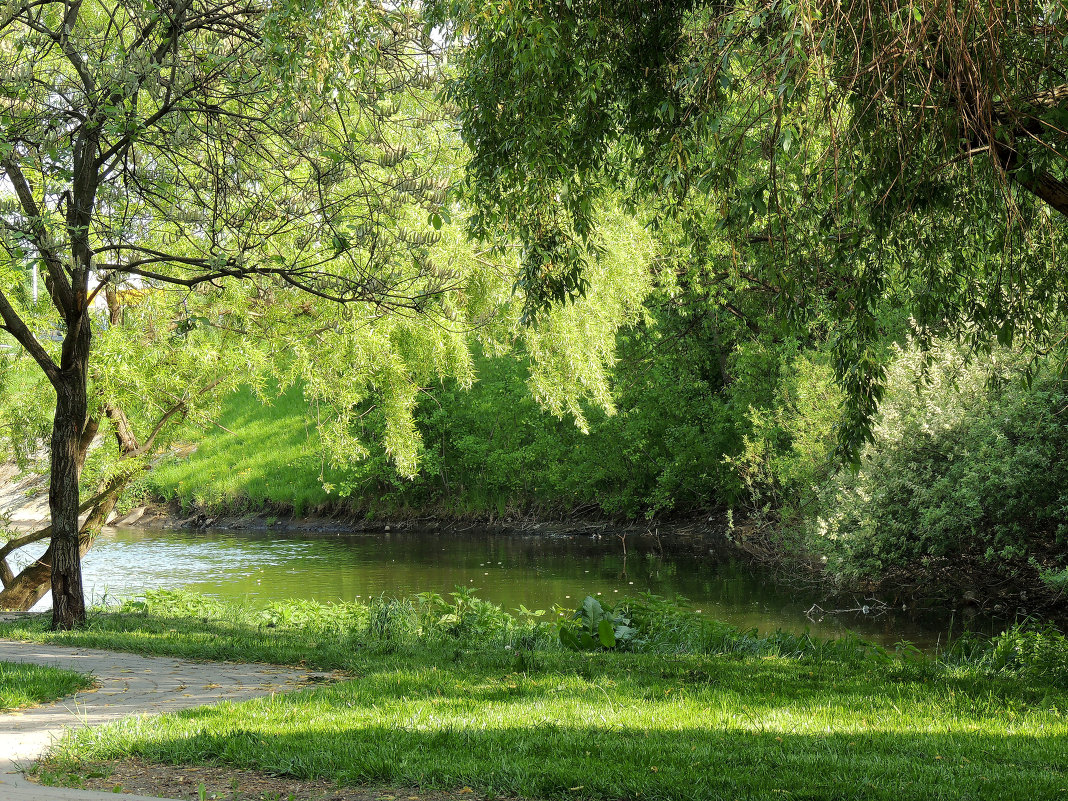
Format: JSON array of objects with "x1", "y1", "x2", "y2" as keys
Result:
[
  {"x1": 148, "y1": 385, "x2": 343, "y2": 516},
  {"x1": 48, "y1": 652, "x2": 1068, "y2": 801},
  {"x1": 0, "y1": 660, "x2": 93, "y2": 712},
  {"x1": 146, "y1": 379, "x2": 553, "y2": 521},
  {"x1": 3, "y1": 591, "x2": 1067, "y2": 799}
]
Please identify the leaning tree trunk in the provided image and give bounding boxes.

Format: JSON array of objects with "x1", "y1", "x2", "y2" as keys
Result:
[
  {"x1": 0, "y1": 476, "x2": 128, "y2": 611},
  {"x1": 0, "y1": 548, "x2": 53, "y2": 611},
  {"x1": 0, "y1": 539, "x2": 89, "y2": 612},
  {"x1": 49, "y1": 317, "x2": 92, "y2": 630}
]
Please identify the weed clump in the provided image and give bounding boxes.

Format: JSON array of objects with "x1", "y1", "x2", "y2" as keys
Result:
[{"x1": 7, "y1": 588, "x2": 1063, "y2": 688}]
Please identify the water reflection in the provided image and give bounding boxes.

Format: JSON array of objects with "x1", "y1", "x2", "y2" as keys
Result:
[{"x1": 14, "y1": 526, "x2": 990, "y2": 647}]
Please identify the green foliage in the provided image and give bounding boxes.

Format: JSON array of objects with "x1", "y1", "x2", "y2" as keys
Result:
[
  {"x1": 413, "y1": 587, "x2": 516, "y2": 641},
  {"x1": 726, "y1": 345, "x2": 842, "y2": 520},
  {"x1": 146, "y1": 314, "x2": 1068, "y2": 598},
  {"x1": 975, "y1": 623, "x2": 1068, "y2": 687},
  {"x1": 430, "y1": 0, "x2": 1068, "y2": 459},
  {"x1": 8, "y1": 589, "x2": 1068, "y2": 686},
  {"x1": 707, "y1": 334, "x2": 1068, "y2": 589},
  {"x1": 123, "y1": 590, "x2": 228, "y2": 622},
  {"x1": 1034, "y1": 564, "x2": 1068, "y2": 595},
  {"x1": 150, "y1": 310, "x2": 744, "y2": 520},
  {"x1": 0, "y1": 360, "x2": 53, "y2": 470},
  {"x1": 0, "y1": 0, "x2": 519, "y2": 621},
  {"x1": 557, "y1": 595, "x2": 639, "y2": 651},
  {"x1": 810, "y1": 342, "x2": 1068, "y2": 581}
]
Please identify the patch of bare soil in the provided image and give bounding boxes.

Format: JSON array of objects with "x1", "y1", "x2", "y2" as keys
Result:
[{"x1": 34, "y1": 758, "x2": 507, "y2": 801}]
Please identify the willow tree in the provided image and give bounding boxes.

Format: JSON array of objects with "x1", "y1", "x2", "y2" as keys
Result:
[
  {"x1": 429, "y1": 0, "x2": 1068, "y2": 455},
  {"x1": 0, "y1": 0, "x2": 463, "y2": 628}
]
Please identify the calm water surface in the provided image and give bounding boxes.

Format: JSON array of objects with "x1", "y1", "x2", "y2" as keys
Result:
[{"x1": 21, "y1": 526, "x2": 987, "y2": 647}]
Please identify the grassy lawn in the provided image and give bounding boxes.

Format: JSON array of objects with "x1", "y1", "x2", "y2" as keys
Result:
[
  {"x1": 2, "y1": 591, "x2": 1066, "y2": 800},
  {"x1": 0, "y1": 660, "x2": 93, "y2": 712}
]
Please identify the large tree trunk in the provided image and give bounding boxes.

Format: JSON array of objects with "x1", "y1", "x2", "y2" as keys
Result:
[{"x1": 49, "y1": 317, "x2": 92, "y2": 630}]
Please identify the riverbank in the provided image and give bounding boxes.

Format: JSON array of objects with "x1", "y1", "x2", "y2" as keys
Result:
[
  {"x1": 4, "y1": 462, "x2": 1054, "y2": 629},
  {"x1": 126, "y1": 372, "x2": 1066, "y2": 617},
  {"x1": 4, "y1": 355, "x2": 1055, "y2": 620},
  {"x1": 116, "y1": 497, "x2": 1062, "y2": 624},
  {"x1": 2, "y1": 592, "x2": 1067, "y2": 801},
  {"x1": 2, "y1": 437, "x2": 1059, "y2": 627},
  {"x1": 133, "y1": 354, "x2": 1068, "y2": 621},
  {"x1": 119, "y1": 499, "x2": 729, "y2": 544}
]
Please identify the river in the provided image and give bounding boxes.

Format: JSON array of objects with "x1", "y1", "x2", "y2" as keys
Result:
[{"x1": 17, "y1": 526, "x2": 992, "y2": 648}]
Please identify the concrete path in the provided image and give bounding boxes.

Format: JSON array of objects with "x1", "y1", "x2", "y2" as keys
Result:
[{"x1": 0, "y1": 640, "x2": 331, "y2": 800}]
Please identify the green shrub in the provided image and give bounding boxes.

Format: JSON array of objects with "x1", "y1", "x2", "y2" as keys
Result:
[
  {"x1": 809, "y1": 340, "x2": 1068, "y2": 580},
  {"x1": 982, "y1": 623, "x2": 1068, "y2": 686}
]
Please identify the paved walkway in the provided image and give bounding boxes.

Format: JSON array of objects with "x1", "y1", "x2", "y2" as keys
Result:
[{"x1": 0, "y1": 640, "x2": 331, "y2": 800}]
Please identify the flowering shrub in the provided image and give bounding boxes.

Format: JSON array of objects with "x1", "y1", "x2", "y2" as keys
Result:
[{"x1": 810, "y1": 340, "x2": 1068, "y2": 581}]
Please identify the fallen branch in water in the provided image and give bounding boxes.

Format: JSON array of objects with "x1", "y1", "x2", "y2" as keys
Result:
[{"x1": 805, "y1": 598, "x2": 894, "y2": 622}]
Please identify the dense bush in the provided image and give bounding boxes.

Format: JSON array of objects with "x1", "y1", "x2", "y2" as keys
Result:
[
  {"x1": 719, "y1": 337, "x2": 1068, "y2": 591},
  {"x1": 982, "y1": 623, "x2": 1068, "y2": 686},
  {"x1": 406, "y1": 319, "x2": 742, "y2": 518},
  {"x1": 807, "y1": 341, "x2": 1068, "y2": 583}
]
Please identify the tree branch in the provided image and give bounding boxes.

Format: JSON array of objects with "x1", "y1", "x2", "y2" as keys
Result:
[
  {"x1": 15, "y1": 7, "x2": 95, "y2": 95},
  {"x1": 0, "y1": 528, "x2": 51, "y2": 566},
  {"x1": 0, "y1": 156, "x2": 75, "y2": 313},
  {"x1": 0, "y1": 287, "x2": 59, "y2": 382},
  {"x1": 94, "y1": 2, "x2": 192, "y2": 169},
  {"x1": 1014, "y1": 171, "x2": 1068, "y2": 219},
  {"x1": 104, "y1": 404, "x2": 139, "y2": 455},
  {"x1": 133, "y1": 379, "x2": 224, "y2": 458},
  {"x1": 0, "y1": 482, "x2": 119, "y2": 565}
]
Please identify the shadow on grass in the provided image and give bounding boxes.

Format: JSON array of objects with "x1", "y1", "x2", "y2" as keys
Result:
[{"x1": 70, "y1": 721, "x2": 1068, "y2": 801}]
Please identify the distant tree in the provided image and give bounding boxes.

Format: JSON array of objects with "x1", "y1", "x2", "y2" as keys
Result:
[
  {"x1": 0, "y1": 0, "x2": 463, "y2": 628},
  {"x1": 429, "y1": 0, "x2": 1068, "y2": 454}
]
